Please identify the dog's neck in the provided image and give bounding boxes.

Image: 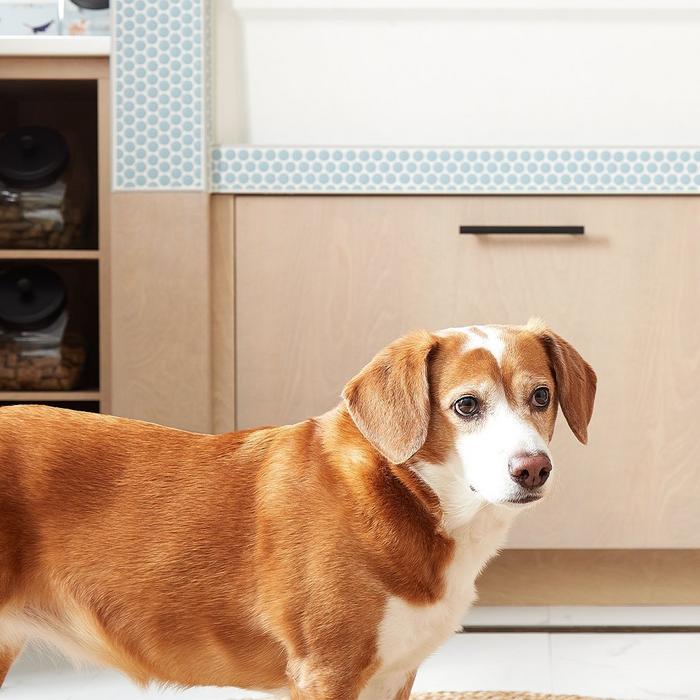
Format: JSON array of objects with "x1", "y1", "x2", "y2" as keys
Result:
[
  {"x1": 316, "y1": 405, "x2": 443, "y2": 526},
  {"x1": 314, "y1": 405, "x2": 516, "y2": 603},
  {"x1": 316, "y1": 405, "x2": 504, "y2": 536},
  {"x1": 315, "y1": 405, "x2": 455, "y2": 601}
]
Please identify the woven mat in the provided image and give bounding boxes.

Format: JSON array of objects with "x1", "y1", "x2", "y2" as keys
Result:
[
  {"x1": 238, "y1": 693, "x2": 610, "y2": 699},
  {"x1": 412, "y1": 694, "x2": 610, "y2": 700}
]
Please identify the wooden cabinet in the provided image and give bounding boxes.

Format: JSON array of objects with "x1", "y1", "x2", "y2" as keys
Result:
[{"x1": 235, "y1": 195, "x2": 700, "y2": 550}]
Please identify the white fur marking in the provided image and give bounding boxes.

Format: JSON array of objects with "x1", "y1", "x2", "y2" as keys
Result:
[
  {"x1": 437, "y1": 325, "x2": 506, "y2": 366},
  {"x1": 358, "y1": 669, "x2": 412, "y2": 700},
  {"x1": 456, "y1": 387, "x2": 552, "y2": 505},
  {"x1": 468, "y1": 326, "x2": 506, "y2": 366},
  {"x1": 374, "y1": 502, "x2": 514, "y2": 679}
]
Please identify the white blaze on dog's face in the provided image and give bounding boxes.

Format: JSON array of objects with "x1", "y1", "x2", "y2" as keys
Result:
[
  {"x1": 420, "y1": 321, "x2": 596, "y2": 514},
  {"x1": 343, "y1": 320, "x2": 596, "y2": 526},
  {"x1": 432, "y1": 324, "x2": 559, "y2": 507}
]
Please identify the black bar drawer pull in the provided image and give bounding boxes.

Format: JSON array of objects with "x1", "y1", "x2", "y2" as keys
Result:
[{"x1": 460, "y1": 225, "x2": 584, "y2": 235}]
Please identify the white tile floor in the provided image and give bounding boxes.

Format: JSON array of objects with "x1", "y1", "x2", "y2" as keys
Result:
[{"x1": 5, "y1": 631, "x2": 700, "y2": 700}]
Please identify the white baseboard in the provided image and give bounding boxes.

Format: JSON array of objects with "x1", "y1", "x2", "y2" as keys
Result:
[{"x1": 462, "y1": 606, "x2": 700, "y2": 628}]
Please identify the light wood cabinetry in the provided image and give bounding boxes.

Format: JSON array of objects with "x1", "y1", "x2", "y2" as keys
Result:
[
  {"x1": 110, "y1": 192, "x2": 212, "y2": 432},
  {"x1": 477, "y1": 550, "x2": 700, "y2": 605},
  {"x1": 234, "y1": 195, "x2": 700, "y2": 550}
]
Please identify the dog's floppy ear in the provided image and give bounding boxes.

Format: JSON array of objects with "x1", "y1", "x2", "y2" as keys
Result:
[
  {"x1": 532, "y1": 321, "x2": 597, "y2": 444},
  {"x1": 342, "y1": 330, "x2": 437, "y2": 464}
]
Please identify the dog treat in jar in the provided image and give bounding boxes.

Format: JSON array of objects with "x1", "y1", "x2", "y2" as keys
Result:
[
  {"x1": 0, "y1": 127, "x2": 89, "y2": 249},
  {"x1": 0, "y1": 266, "x2": 86, "y2": 391}
]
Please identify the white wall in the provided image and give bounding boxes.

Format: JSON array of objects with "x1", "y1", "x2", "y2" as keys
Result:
[{"x1": 214, "y1": 1, "x2": 700, "y2": 145}]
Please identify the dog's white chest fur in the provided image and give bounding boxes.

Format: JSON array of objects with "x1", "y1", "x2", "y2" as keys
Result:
[{"x1": 373, "y1": 505, "x2": 514, "y2": 679}]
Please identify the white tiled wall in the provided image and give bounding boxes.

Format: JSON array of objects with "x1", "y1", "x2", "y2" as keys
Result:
[
  {"x1": 464, "y1": 606, "x2": 700, "y2": 627},
  {"x1": 214, "y1": 1, "x2": 700, "y2": 147}
]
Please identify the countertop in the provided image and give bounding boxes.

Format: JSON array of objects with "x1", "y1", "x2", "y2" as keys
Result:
[{"x1": 0, "y1": 36, "x2": 110, "y2": 57}]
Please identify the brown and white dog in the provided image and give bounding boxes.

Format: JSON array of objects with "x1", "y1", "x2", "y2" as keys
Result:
[{"x1": 0, "y1": 320, "x2": 596, "y2": 699}]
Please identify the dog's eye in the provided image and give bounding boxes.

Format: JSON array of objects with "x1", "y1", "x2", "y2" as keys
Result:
[
  {"x1": 454, "y1": 395, "x2": 479, "y2": 418},
  {"x1": 531, "y1": 387, "x2": 550, "y2": 409}
]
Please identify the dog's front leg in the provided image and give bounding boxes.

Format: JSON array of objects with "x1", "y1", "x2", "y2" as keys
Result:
[
  {"x1": 391, "y1": 669, "x2": 416, "y2": 700},
  {"x1": 0, "y1": 640, "x2": 24, "y2": 687},
  {"x1": 287, "y1": 655, "x2": 375, "y2": 700},
  {"x1": 358, "y1": 668, "x2": 417, "y2": 700},
  {"x1": 287, "y1": 660, "x2": 417, "y2": 700}
]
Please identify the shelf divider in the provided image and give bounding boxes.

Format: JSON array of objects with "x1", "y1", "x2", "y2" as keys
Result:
[
  {"x1": 0, "y1": 390, "x2": 101, "y2": 402},
  {"x1": 0, "y1": 250, "x2": 99, "y2": 260}
]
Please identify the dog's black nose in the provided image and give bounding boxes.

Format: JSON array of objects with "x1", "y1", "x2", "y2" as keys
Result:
[{"x1": 508, "y1": 452, "x2": 552, "y2": 489}]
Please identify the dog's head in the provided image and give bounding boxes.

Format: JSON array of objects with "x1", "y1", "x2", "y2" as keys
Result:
[{"x1": 342, "y1": 320, "x2": 596, "y2": 516}]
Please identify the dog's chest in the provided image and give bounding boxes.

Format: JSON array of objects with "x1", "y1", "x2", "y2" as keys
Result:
[{"x1": 374, "y1": 508, "x2": 512, "y2": 674}]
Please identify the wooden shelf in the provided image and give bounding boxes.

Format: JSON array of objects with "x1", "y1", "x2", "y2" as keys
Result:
[
  {"x1": 0, "y1": 37, "x2": 110, "y2": 58},
  {"x1": 0, "y1": 390, "x2": 100, "y2": 402},
  {"x1": 0, "y1": 250, "x2": 99, "y2": 260},
  {"x1": 2, "y1": 55, "x2": 110, "y2": 415}
]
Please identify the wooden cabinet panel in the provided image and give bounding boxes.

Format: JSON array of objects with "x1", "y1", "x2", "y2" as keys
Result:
[
  {"x1": 111, "y1": 192, "x2": 212, "y2": 432},
  {"x1": 235, "y1": 196, "x2": 700, "y2": 549}
]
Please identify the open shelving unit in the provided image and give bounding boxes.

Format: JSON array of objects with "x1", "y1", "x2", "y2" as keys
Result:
[{"x1": 0, "y1": 55, "x2": 110, "y2": 414}]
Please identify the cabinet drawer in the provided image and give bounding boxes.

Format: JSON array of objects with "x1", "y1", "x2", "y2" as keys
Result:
[{"x1": 235, "y1": 195, "x2": 700, "y2": 549}]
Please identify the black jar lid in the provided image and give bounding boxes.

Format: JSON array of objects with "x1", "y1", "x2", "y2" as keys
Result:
[
  {"x1": 0, "y1": 127, "x2": 69, "y2": 189},
  {"x1": 0, "y1": 267, "x2": 66, "y2": 329},
  {"x1": 71, "y1": 0, "x2": 110, "y2": 9}
]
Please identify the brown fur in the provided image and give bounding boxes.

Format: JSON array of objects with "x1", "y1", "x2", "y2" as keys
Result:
[
  {"x1": 0, "y1": 323, "x2": 595, "y2": 698},
  {"x1": 537, "y1": 328, "x2": 597, "y2": 443},
  {"x1": 0, "y1": 405, "x2": 447, "y2": 697},
  {"x1": 343, "y1": 330, "x2": 437, "y2": 464}
]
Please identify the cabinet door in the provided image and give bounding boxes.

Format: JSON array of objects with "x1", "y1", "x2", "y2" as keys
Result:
[{"x1": 235, "y1": 196, "x2": 700, "y2": 549}]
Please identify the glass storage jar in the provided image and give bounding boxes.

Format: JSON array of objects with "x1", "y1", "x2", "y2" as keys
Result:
[
  {"x1": 0, "y1": 126, "x2": 90, "y2": 249},
  {"x1": 0, "y1": 266, "x2": 87, "y2": 391}
]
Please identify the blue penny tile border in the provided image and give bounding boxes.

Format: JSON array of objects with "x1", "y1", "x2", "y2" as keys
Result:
[
  {"x1": 113, "y1": 0, "x2": 207, "y2": 191},
  {"x1": 210, "y1": 146, "x2": 700, "y2": 194},
  {"x1": 111, "y1": 0, "x2": 700, "y2": 194}
]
